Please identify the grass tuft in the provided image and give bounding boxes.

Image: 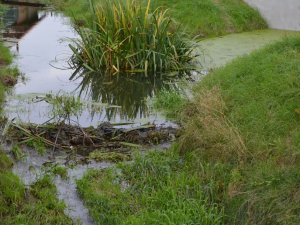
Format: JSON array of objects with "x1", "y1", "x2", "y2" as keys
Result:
[{"x1": 68, "y1": 0, "x2": 198, "y2": 72}]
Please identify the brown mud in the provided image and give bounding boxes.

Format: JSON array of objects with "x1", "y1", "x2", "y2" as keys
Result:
[{"x1": 1, "y1": 75, "x2": 16, "y2": 86}]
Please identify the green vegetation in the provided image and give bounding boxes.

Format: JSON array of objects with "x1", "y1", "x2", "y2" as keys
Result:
[
  {"x1": 89, "y1": 150, "x2": 132, "y2": 162},
  {"x1": 27, "y1": 139, "x2": 47, "y2": 155},
  {"x1": 52, "y1": 166, "x2": 68, "y2": 179},
  {"x1": 0, "y1": 149, "x2": 76, "y2": 224},
  {"x1": 53, "y1": 0, "x2": 267, "y2": 38},
  {"x1": 152, "y1": 0, "x2": 267, "y2": 37},
  {"x1": 11, "y1": 144, "x2": 26, "y2": 160},
  {"x1": 0, "y1": 43, "x2": 19, "y2": 106},
  {"x1": 68, "y1": 0, "x2": 197, "y2": 72},
  {"x1": 45, "y1": 91, "x2": 84, "y2": 123},
  {"x1": 77, "y1": 149, "x2": 224, "y2": 224},
  {"x1": 176, "y1": 36, "x2": 300, "y2": 223}
]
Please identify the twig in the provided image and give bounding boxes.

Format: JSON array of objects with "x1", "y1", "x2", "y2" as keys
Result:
[
  {"x1": 52, "y1": 116, "x2": 64, "y2": 155},
  {"x1": 71, "y1": 119, "x2": 95, "y2": 146}
]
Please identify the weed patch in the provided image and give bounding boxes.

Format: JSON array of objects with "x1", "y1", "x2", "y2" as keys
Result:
[
  {"x1": 77, "y1": 148, "x2": 225, "y2": 224},
  {"x1": 52, "y1": 166, "x2": 68, "y2": 179},
  {"x1": 152, "y1": 87, "x2": 186, "y2": 118}
]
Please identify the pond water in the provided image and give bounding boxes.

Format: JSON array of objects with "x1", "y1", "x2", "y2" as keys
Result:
[
  {"x1": 199, "y1": 29, "x2": 299, "y2": 70},
  {"x1": 1, "y1": 2, "x2": 299, "y2": 126},
  {"x1": 244, "y1": 0, "x2": 300, "y2": 31},
  {"x1": 1, "y1": 5, "x2": 184, "y2": 128}
]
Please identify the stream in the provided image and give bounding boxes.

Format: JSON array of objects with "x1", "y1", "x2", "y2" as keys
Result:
[{"x1": 0, "y1": 0, "x2": 300, "y2": 224}]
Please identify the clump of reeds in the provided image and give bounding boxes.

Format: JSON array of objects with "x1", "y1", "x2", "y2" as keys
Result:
[{"x1": 68, "y1": 0, "x2": 198, "y2": 73}]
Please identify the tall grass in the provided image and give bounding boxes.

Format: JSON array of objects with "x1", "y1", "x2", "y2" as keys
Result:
[{"x1": 69, "y1": 0, "x2": 197, "y2": 72}]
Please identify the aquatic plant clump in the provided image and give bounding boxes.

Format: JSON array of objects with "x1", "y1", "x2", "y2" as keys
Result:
[{"x1": 69, "y1": 0, "x2": 198, "y2": 72}]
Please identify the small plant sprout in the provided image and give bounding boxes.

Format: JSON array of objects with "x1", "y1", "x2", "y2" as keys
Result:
[{"x1": 45, "y1": 90, "x2": 84, "y2": 124}]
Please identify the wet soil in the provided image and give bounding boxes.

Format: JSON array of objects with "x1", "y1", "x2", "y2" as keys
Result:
[
  {"x1": 1, "y1": 75, "x2": 16, "y2": 86},
  {"x1": 0, "y1": 57, "x2": 7, "y2": 66}
]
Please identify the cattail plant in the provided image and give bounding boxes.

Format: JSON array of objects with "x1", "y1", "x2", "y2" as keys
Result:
[{"x1": 68, "y1": 0, "x2": 198, "y2": 73}]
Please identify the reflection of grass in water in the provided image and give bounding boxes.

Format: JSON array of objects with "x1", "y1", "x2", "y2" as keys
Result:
[
  {"x1": 152, "y1": 87, "x2": 186, "y2": 118},
  {"x1": 0, "y1": 42, "x2": 20, "y2": 116},
  {"x1": 71, "y1": 69, "x2": 191, "y2": 121}
]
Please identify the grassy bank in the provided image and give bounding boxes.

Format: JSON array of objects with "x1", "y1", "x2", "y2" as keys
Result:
[
  {"x1": 78, "y1": 36, "x2": 300, "y2": 224},
  {"x1": 177, "y1": 36, "x2": 300, "y2": 223},
  {"x1": 52, "y1": 0, "x2": 267, "y2": 38},
  {"x1": 152, "y1": 0, "x2": 267, "y2": 37}
]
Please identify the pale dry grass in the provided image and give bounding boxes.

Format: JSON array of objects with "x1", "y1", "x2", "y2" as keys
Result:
[{"x1": 179, "y1": 86, "x2": 248, "y2": 164}]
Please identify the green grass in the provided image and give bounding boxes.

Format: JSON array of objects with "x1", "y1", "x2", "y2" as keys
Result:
[
  {"x1": 175, "y1": 35, "x2": 300, "y2": 224},
  {"x1": 0, "y1": 149, "x2": 77, "y2": 224},
  {"x1": 52, "y1": 166, "x2": 68, "y2": 179},
  {"x1": 52, "y1": 0, "x2": 267, "y2": 39},
  {"x1": 0, "y1": 43, "x2": 19, "y2": 106},
  {"x1": 76, "y1": 148, "x2": 225, "y2": 224},
  {"x1": 151, "y1": 0, "x2": 267, "y2": 37},
  {"x1": 27, "y1": 139, "x2": 47, "y2": 155}
]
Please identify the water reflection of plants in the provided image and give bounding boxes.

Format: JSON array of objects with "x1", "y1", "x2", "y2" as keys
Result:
[
  {"x1": 69, "y1": 0, "x2": 198, "y2": 72},
  {"x1": 71, "y1": 69, "x2": 191, "y2": 121}
]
